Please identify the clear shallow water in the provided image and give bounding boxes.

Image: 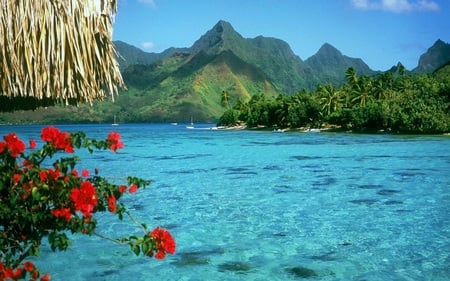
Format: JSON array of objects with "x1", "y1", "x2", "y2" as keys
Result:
[{"x1": 2, "y1": 124, "x2": 450, "y2": 280}]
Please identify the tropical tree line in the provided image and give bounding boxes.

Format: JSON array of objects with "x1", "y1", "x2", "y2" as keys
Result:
[{"x1": 218, "y1": 67, "x2": 450, "y2": 134}]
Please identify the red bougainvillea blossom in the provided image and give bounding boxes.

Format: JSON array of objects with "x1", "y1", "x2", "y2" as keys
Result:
[
  {"x1": 50, "y1": 207, "x2": 72, "y2": 222},
  {"x1": 107, "y1": 195, "x2": 117, "y2": 213},
  {"x1": 22, "y1": 262, "x2": 34, "y2": 272},
  {"x1": 39, "y1": 168, "x2": 60, "y2": 183},
  {"x1": 118, "y1": 185, "x2": 127, "y2": 193},
  {"x1": 81, "y1": 169, "x2": 89, "y2": 177},
  {"x1": 149, "y1": 227, "x2": 176, "y2": 259},
  {"x1": 40, "y1": 126, "x2": 73, "y2": 153},
  {"x1": 0, "y1": 261, "x2": 50, "y2": 281},
  {"x1": 106, "y1": 132, "x2": 124, "y2": 152},
  {"x1": 129, "y1": 184, "x2": 138, "y2": 194},
  {"x1": 70, "y1": 181, "x2": 98, "y2": 217},
  {"x1": 29, "y1": 139, "x2": 37, "y2": 149},
  {"x1": 1, "y1": 133, "x2": 26, "y2": 157}
]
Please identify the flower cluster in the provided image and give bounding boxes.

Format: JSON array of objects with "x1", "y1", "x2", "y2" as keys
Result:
[
  {"x1": 70, "y1": 181, "x2": 98, "y2": 217},
  {"x1": 0, "y1": 127, "x2": 175, "y2": 280},
  {"x1": 0, "y1": 133, "x2": 26, "y2": 158},
  {"x1": 41, "y1": 126, "x2": 73, "y2": 153},
  {"x1": 149, "y1": 228, "x2": 177, "y2": 259},
  {"x1": 0, "y1": 261, "x2": 50, "y2": 281},
  {"x1": 106, "y1": 131, "x2": 124, "y2": 152}
]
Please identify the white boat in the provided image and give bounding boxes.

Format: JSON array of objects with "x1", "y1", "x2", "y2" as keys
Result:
[
  {"x1": 186, "y1": 116, "x2": 194, "y2": 129},
  {"x1": 112, "y1": 114, "x2": 119, "y2": 126}
]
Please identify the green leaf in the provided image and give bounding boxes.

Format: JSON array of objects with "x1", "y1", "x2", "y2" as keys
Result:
[
  {"x1": 31, "y1": 187, "x2": 40, "y2": 200},
  {"x1": 131, "y1": 243, "x2": 140, "y2": 256}
]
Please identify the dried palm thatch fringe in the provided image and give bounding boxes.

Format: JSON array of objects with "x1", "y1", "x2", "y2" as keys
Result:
[{"x1": 0, "y1": 0, "x2": 125, "y2": 106}]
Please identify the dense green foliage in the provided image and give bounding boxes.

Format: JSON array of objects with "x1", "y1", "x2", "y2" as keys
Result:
[
  {"x1": 2, "y1": 21, "x2": 448, "y2": 126},
  {"x1": 218, "y1": 67, "x2": 450, "y2": 134}
]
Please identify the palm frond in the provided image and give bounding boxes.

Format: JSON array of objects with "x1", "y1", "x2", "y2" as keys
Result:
[{"x1": 0, "y1": 0, "x2": 125, "y2": 106}]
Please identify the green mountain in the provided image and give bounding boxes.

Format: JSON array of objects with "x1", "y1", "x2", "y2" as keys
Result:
[
  {"x1": 114, "y1": 40, "x2": 188, "y2": 71},
  {"x1": 119, "y1": 49, "x2": 280, "y2": 122},
  {"x1": 413, "y1": 39, "x2": 450, "y2": 73},
  {"x1": 2, "y1": 21, "x2": 450, "y2": 124},
  {"x1": 305, "y1": 43, "x2": 376, "y2": 84},
  {"x1": 187, "y1": 20, "x2": 318, "y2": 93}
]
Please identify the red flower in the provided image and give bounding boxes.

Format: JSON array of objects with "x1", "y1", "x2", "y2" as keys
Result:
[
  {"x1": 23, "y1": 261, "x2": 34, "y2": 272},
  {"x1": 155, "y1": 251, "x2": 165, "y2": 259},
  {"x1": 31, "y1": 269, "x2": 39, "y2": 279},
  {"x1": 150, "y1": 227, "x2": 176, "y2": 259},
  {"x1": 107, "y1": 195, "x2": 117, "y2": 213},
  {"x1": 29, "y1": 139, "x2": 37, "y2": 149},
  {"x1": 41, "y1": 126, "x2": 73, "y2": 153},
  {"x1": 40, "y1": 168, "x2": 60, "y2": 183},
  {"x1": 40, "y1": 273, "x2": 51, "y2": 281},
  {"x1": 118, "y1": 185, "x2": 127, "y2": 193},
  {"x1": 13, "y1": 173, "x2": 21, "y2": 183},
  {"x1": 106, "y1": 132, "x2": 124, "y2": 152},
  {"x1": 56, "y1": 132, "x2": 73, "y2": 153},
  {"x1": 51, "y1": 208, "x2": 72, "y2": 222},
  {"x1": 129, "y1": 184, "x2": 138, "y2": 194},
  {"x1": 12, "y1": 268, "x2": 23, "y2": 279},
  {"x1": 3, "y1": 133, "x2": 26, "y2": 157},
  {"x1": 70, "y1": 181, "x2": 98, "y2": 216},
  {"x1": 71, "y1": 169, "x2": 79, "y2": 177},
  {"x1": 22, "y1": 159, "x2": 32, "y2": 168},
  {"x1": 82, "y1": 169, "x2": 89, "y2": 177},
  {"x1": 0, "y1": 141, "x2": 5, "y2": 153},
  {"x1": 39, "y1": 170, "x2": 48, "y2": 182},
  {"x1": 41, "y1": 126, "x2": 60, "y2": 142}
]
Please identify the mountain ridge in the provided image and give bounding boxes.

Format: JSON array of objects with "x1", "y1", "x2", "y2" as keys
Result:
[
  {"x1": 305, "y1": 43, "x2": 376, "y2": 85},
  {"x1": 115, "y1": 20, "x2": 449, "y2": 77},
  {"x1": 110, "y1": 20, "x2": 449, "y2": 122},
  {"x1": 413, "y1": 39, "x2": 450, "y2": 73},
  {"x1": 1, "y1": 20, "x2": 448, "y2": 124}
]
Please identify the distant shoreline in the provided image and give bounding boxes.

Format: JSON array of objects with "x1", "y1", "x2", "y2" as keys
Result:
[{"x1": 225, "y1": 124, "x2": 450, "y2": 135}]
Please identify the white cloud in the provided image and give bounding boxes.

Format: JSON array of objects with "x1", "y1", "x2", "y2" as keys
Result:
[
  {"x1": 138, "y1": 0, "x2": 156, "y2": 8},
  {"x1": 140, "y1": 41, "x2": 155, "y2": 50},
  {"x1": 350, "y1": 0, "x2": 439, "y2": 12},
  {"x1": 351, "y1": 0, "x2": 378, "y2": 9}
]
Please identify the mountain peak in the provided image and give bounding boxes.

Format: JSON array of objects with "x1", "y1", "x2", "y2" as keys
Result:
[
  {"x1": 305, "y1": 42, "x2": 374, "y2": 84},
  {"x1": 213, "y1": 20, "x2": 235, "y2": 33},
  {"x1": 317, "y1": 43, "x2": 342, "y2": 55},
  {"x1": 190, "y1": 20, "x2": 242, "y2": 52},
  {"x1": 414, "y1": 39, "x2": 450, "y2": 73},
  {"x1": 315, "y1": 43, "x2": 344, "y2": 58},
  {"x1": 432, "y1": 39, "x2": 446, "y2": 48}
]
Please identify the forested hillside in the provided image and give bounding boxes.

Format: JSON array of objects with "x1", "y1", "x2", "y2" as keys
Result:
[
  {"x1": 218, "y1": 65, "x2": 450, "y2": 134},
  {"x1": 1, "y1": 21, "x2": 449, "y2": 131}
]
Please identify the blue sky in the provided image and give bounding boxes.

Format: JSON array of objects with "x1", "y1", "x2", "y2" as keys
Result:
[{"x1": 112, "y1": 0, "x2": 449, "y2": 71}]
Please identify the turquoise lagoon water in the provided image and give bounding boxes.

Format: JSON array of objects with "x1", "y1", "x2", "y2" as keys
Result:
[{"x1": 1, "y1": 124, "x2": 449, "y2": 280}]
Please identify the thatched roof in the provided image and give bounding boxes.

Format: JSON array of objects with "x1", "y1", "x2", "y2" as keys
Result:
[{"x1": 0, "y1": 0, "x2": 125, "y2": 108}]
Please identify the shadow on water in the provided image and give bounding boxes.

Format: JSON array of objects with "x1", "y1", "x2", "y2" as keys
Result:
[{"x1": 171, "y1": 247, "x2": 225, "y2": 267}]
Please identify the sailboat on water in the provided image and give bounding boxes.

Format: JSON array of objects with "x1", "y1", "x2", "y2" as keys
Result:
[
  {"x1": 186, "y1": 116, "x2": 194, "y2": 129},
  {"x1": 112, "y1": 114, "x2": 119, "y2": 126}
]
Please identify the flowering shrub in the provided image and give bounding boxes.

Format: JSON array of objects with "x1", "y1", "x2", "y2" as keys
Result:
[{"x1": 0, "y1": 126, "x2": 175, "y2": 280}]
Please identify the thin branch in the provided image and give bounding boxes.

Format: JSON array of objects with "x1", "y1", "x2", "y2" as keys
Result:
[
  {"x1": 124, "y1": 210, "x2": 147, "y2": 234},
  {"x1": 92, "y1": 231, "x2": 127, "y2": 245}
]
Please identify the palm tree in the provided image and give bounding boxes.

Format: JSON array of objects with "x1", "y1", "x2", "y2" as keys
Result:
[
  {"x1": 345, "y1": 67, "x2": 358, "y2": 86},
  {"x1": 351, "y1": 76, "x2": 374, "y2": 107},
  {"x1": 221, "y1": 90, "x2": 230, "y2": 108},
  {"x1": 318, "y1": 83, "x2": 342, "y2": 115}
]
